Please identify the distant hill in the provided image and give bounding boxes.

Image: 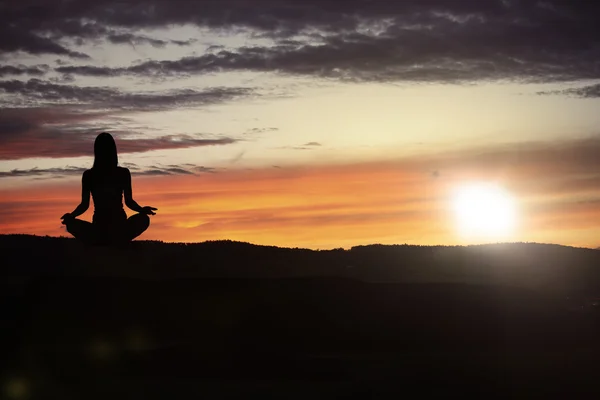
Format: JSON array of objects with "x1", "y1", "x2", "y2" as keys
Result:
[{"x1": 3, "y1": 234, "x2": 600, "y2": 296}]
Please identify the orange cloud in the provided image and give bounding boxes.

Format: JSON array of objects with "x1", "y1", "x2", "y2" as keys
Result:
[
  {"x1": 3, "y1": 138, "x2": 600, "y2": 248},
  {"x1": 0, "y1": 163, "x2": 450, "y2": 248}
]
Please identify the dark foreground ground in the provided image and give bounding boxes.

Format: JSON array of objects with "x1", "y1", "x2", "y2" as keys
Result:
[{"x1": 2, "y1": 235, "x2": 600, "y2": 398}]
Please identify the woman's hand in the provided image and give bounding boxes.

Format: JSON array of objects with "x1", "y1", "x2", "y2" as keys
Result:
[
  {"x1": 60, "y1": 213, "x2": 73, "y2": 225},
  {"x1": 142, "y1": 206, "x2": 158, "y2": 215}
]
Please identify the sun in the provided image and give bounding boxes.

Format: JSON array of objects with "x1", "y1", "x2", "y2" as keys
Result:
[{"x1": 451, "y1": 183, "x2": 518, "y2": 240}]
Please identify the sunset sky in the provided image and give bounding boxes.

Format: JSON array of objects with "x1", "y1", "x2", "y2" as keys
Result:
[{"x1": 2, "y1": 0, "x2": 600, "y2": 249}]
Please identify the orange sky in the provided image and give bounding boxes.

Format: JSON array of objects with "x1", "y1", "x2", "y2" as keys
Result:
[{"x1": 2, "y1": 140, "x2": 600, "y2": 249}]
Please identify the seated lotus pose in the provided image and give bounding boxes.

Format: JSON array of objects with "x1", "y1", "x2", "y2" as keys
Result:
[{"x1": 61, "y1": 132, "x2": 157, "y2": 245}]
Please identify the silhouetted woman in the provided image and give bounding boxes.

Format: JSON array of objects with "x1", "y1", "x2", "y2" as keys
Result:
[{"x1": 61, "y1": 132, "x2": 157, "y2": 245}]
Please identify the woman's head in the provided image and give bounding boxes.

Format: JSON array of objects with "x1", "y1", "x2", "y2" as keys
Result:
[{"x1": 93, "y1": 132, "x2": 118, "y2": 169}]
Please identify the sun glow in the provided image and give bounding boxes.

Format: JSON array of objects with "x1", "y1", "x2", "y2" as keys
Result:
[{"x1": 452, "y1": 183, "x2": 518, "y2": 240}]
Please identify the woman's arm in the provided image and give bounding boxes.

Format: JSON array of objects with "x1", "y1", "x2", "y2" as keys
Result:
[
  {"x1": 61, "y1": 171, "x2": 90, "y2": 222},
  {"x1": 123, "y1": 168, "x2": 157, "y2": 215}
]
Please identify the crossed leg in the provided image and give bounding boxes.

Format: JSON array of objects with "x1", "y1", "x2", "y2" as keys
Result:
[
  {"x1": 66, "y1": 213, "x2": 150, "y2": 245},
  {"x1": 65, "y1": 218, "x2": 97, "y2": 245},
  {"x1": 125, "y1": 213, "x2": 150, "y2": 241}
]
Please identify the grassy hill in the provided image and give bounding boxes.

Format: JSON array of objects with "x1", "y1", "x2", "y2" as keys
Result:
[{"x1": 2, "y1": 234, "x2": 600, "y2": 398}]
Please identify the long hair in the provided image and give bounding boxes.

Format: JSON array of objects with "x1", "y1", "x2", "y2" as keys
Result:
[{"x1": 93, "y1": 132, "x2": 118, "y2": 169}]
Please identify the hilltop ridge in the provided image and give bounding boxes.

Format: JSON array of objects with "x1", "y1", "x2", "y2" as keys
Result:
[{"x1": 3, "y1": 234, "x2": 600, "y2": 295}]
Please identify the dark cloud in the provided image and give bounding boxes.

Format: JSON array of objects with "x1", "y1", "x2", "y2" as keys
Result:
[
  {"x1": 195, "y1": 167, "x2": 217, "y2": 173},
  {"x1": 53, "y1": 30, "x2": 600, "y2": 83},
  {"x1": 0, "y1": 79, "x2": 253, "y2": 111},
  {"x1": 171, "y1": 39, "x2": 197, "y2": 46},
  {"x1": 132, "y1": 165, "x2": 199, "y2": 176},
  {"x1": 1, "y1": 1, "x2": 550, "y2": 34},
  {"x1": 0, "y1": 1, "x2": 597, "y2": 83},
  {"x1": 55, "y1": 65, "x2": 123, "y2": 77},
  {"x1": 0, "y1": 163, "x2": 215, "y2": 179},
  {"x1": 165, "y1": 167, "x2": 194, "y2": 174},
  {"x1": 117, "y1": 136, "x2": 236, "y2": 155},
  {"x1": 107, "y1": 33, "x2": 169, "y2": 48},
  {"x1": 0, "y1": 107, "x2": 238, "y2": 160},
  {"x1": 538, "y1": 83, "x2": 600, "y2": 98},
  {"x1": 0, "y1": 77, "x2": 249, "y2": 161},
  {"x1": 0, "y1": 28, "x2": 90, "y2": 59},
  {"x1": 0, "y1": 26, "x2": 90, "y2": 59},
  {"x1": 130, "y1": 164, "x2": 216, "y2": 176},
  {"x1": 206, "y1": 45, "x2": 225, "y2": 52},
  {"x1": 0, "y1": 1, "x2": 582, "y2": 83},
  {"x1": 121, "y1": 162, "x2": 140, "y2": 170},
  {"x1": 54, "y1": 65, "x2": 105, "y2": 77},
  {"x1": 135, "y1": 169, "x2": 172, "y2": 176},
  {"x1": 106, "y1": 33, "x2": 196, "y2": 48},
  {"x1": 304, "y1": 142, "x2": 321, "y2": 146},
  {"x1": 0, "y1": 166, "x2": 86, "y2": 178},
  {"x1": 50, "y1": 73, "x2": 76, "y2": 83},
  {"x1": 0, "y1": 64, "x2": 49, "y2": 77}
]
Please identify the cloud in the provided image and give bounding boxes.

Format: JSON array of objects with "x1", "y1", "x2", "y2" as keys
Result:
[
  {"x1": 0, "y1": 166, "x2": 87, "y2": 178},
  {"x1": 117, "y1": 136, "x2": 236, "y2": 155},
  {"x1": 171, "y1": 39, "x2": 197, "y2": 46},
  {"x1": 4, "y1": 1, "x2": 565, "y2": 37},
  {"x1": 538, "y1": 83, "x2": 600, "y2": 98},
  {"x1": 106, "y1": 33, "x2": 196, "y2": 48},
  {"x1": 0, "y1": 65, "x2": 49, "y2": 77},
  {"x1": 134, "y1": 169, "x2": 172, "y2": 176},
  {"x1": 0, "y1": 77, "x2": 250, "y2": 162},
  {"x1": 107, "y1": 33, "x2": 170, "y2": 48},
  {"x1": 134, "y1": 166, "x2": 196, "y2": 176},
  {"x1": 0, "y1": 107, "x2": 238, "y2": 160},
  {"x1": 0, "y1": 130, "x2": 237, "y2": 161},
  {"x1": 0, "y1": 26, "x2": 90, "y2": 58},
  {"x1": 55, "y1": 65, "x2": 120, "y2": 77},
  {"x1": 121, "y1": 162, "x2": 140, "y2": 170},
  {"x1": 129, "y1": 163, "x2": 218, "y2": 176},
  {"x1": 0, "y1": 1, "x2": 582, "y2": 83},
  {"x1": 276, "y1": 142, "x2": 323, "y2": 150},
  {"x1": 0, "y1": 163, "x2": 216, "y2": 179},
  {"x1": 245, "y1": 127, "x2": 279, "y2": 135},
  {"x1": 53, "y1": 31, "x2": 600, "y2": 83},
  {"x1": 192, "y1": 166, "x2": 217, "y2": 173},
  {"x1": 0, "y1": 79, "x2": 253, "y2": 110},
  {"x1": 49, "y1": 74, "x2": 76, "y2": 84},
  {"x1": 206, "y1": 45, "x2": 225, "y2": 52}
]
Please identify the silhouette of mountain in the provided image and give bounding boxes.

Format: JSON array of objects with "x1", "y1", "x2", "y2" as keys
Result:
[{"x1": 2, "y1": 234, "x2": 600, "y2": 398}]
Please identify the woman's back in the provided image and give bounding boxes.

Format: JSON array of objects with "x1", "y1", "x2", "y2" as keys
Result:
[{"x1": 85, "y1": 166, "x2": 128, "y2": 222}]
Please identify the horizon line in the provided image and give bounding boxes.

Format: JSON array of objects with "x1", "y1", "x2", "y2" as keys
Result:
[{"x1": 1, "y1": 233, "x2": 597, "y2": 252}]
